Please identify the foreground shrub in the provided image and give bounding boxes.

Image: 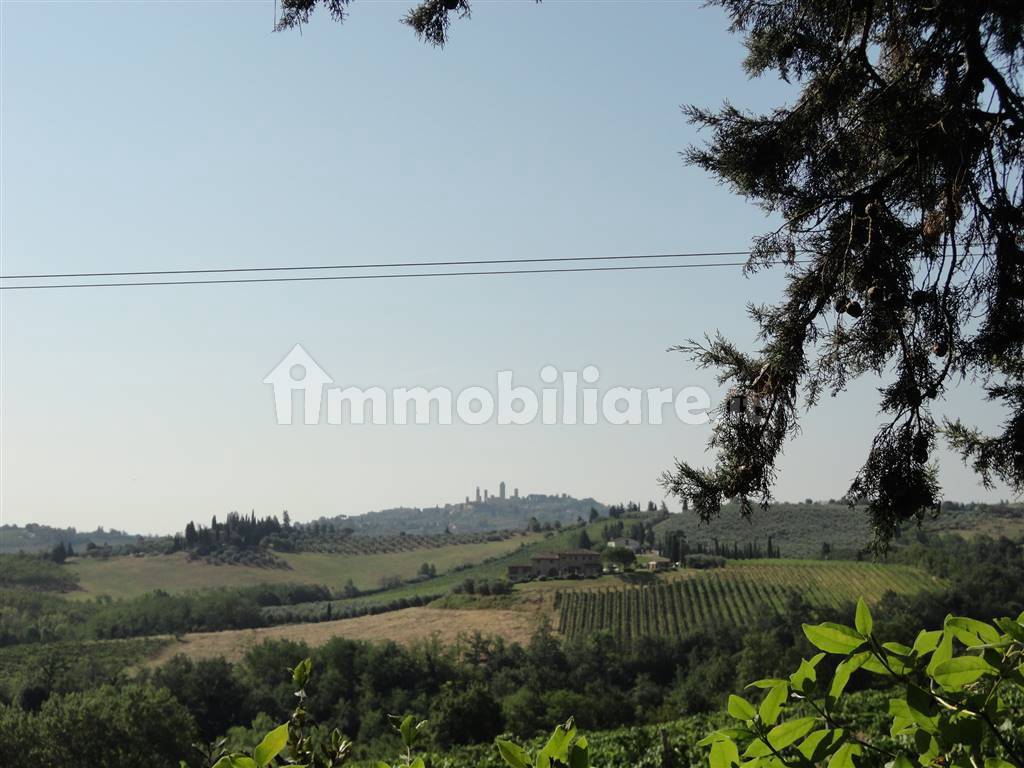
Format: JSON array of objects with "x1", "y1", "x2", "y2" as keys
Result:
[
  {"x1": 0, "y1": 683, "x2": 196, "y2": 768},
  {"x1": 700, "y1": 599, "x2": 1024, "y2": 768}
]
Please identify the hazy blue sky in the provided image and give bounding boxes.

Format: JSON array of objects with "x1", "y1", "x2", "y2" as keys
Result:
[{"x1": 1, "y1": 0, "x2": 1014, "y2": 534}]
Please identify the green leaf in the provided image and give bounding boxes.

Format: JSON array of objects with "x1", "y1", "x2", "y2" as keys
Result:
[
  {"x1": 399, "y1": 715, "x2": 416, "y2": 748},
  {"x1": 882, "y1": 642, "x2": 913, "y2": 657},
  {"x1": 540, "y1": 722, "x2": 574, "y2": 763},
  {"x1": 995, "y1": 617, "x2": 1024, "y2": 643},
  {"x1": 759, "y1": 683, "x2": 788, "y2": 726},
  {"x1": 912, "y1": 630, "x2": 943, "y2": 656},
  {"x1": 888, "y1": 754, "x2": 915, "y2": 768},
  {"x1": 826, "y1": 741, "x2": 861, "y2": 768},
  {"x1": 915, "y1": 730, "x2": 939, "y2": 763},
  {"x1": 938, "y1": 714, "x2": 982, "y2": 746},
  {"x1": 291, "y1": 658, "x2": 312, "y2": 689},
  {"x1": 746, "y1": 678, "x2": 788, "y2": 689},
  {"x1": 728, "y1": 695, "x2": 757, "y2": 721},
  {"x1": 699, "y1": 729, "x2": 754, "y2": 746},
  {"x1": 568, "y1": 743, "x2": 589, "y2": 768},
  {"x1": 497, "y1": 739, "x2": 531, "y2": 768},
  {"x1": 926, "y1": 631, "x2": 953, "y2": 676},
  {"x1": 790, "y1": 656, "x2": 823, "y2": 694},
  {"x1": 767, "y1": 717, "x2": 818, "y2": 750},
  {"x1": 798, "y1": 729, "x2": 843, "y2": 762},
  {"x1": 889, "y1": 716, "x2": 915, "y2": 738},
  {"x1": 905, "y1": 685, "x2": 939, "y2": 733},
  {"x1": 803, "y1": 623, "x2": 866, "y2": 655},
  {"x1": 828, "y1": 655, "x2": 865, "y2": 704},
  {"x1": 742, "y1": 739, "x2": 772, "y2": 759},
  {"x1": 945, "y1": 617, "x2": 1001, "y2": 647},
  {"x1": 888, "y1": 699, "x2": 911, "y2": 719},
  {"x1": 984, "y1": 760, "x2": 1016, "y2": 768},
  {"x1": 932, "y1": 656, "x2": 998, "y2": 689},
  {"x1": 253, "y1": 723, "x2": 288, "y2": 767},
  {"x1": 796, "y1": 731, "x2": 827, "y2": 760},
  {"x1": 858, "y1": 653, "x2": 892, "y2": 676},
  {"x1": 855, "y1": 599, "x2": 873, "y2": 636},
  {"x1": 710, "y1": 739, "x2": 740, "y2": 768},
  {"x1": 216, "y1": 759, "x2": 257, "y2": 768}
]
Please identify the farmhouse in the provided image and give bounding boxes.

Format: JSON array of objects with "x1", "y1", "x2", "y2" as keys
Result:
[
  {"x1": 645, "y1": 555, "x2": 672, "y2": 572},
  {"x1": 507, "y1": 549, "x2": 602, "y2": 580}
]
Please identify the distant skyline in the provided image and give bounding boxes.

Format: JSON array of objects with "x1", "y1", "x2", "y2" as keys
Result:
[{"x1": 1, "y1": 1, "x2": 1015, "y2": 535}]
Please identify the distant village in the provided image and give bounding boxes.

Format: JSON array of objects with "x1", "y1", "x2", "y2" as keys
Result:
[{"x1": 463, "y1": 481, "x2": 577, "y2": 506}]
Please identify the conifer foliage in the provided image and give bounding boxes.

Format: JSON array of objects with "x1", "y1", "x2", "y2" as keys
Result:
[
  {"x1": 273, "y1": 0, "x2": 533, "y2": 47},
  {"x1": 661, "y1": 1, "x2": 1023, "y2": 548}
]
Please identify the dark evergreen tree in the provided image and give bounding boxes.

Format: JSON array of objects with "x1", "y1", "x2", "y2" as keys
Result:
[
  {"x1": 577, "y1": 529, "x2": 593, "y2": 550},
  {"x1": 49, "y1": 543, "x2": 66, "y2": 564},
  {"x1": 659, "y1": 1, "x2": 1023, "y2": 550}
]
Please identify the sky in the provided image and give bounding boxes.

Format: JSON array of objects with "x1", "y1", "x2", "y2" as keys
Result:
[{"x1": 0, "y1": 0, "x2": 1016, "y2": 535}]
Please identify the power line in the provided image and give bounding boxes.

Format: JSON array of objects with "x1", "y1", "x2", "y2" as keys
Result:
[
  {"x1": 0, "y1": 260, "x2": 807, "y2": 292},
  {"x1": 0, "y1": 250, "x2": 753, "y2": 281}
]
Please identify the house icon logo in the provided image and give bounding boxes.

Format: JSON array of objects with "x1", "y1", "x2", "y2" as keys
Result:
[{"x1": 263, "y1": 344, "x2": 334, "y2": 424}]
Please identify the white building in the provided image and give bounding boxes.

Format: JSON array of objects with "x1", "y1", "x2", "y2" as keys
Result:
[{"x1": 608, "y1": 537, "x2": 642, "y2": 553}]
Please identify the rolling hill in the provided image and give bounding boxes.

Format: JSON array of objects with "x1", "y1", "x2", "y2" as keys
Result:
[
  {"x1": 317, "y1": 492, "x2": 607, "y2": 535},
  {"x1": 653, "y1": 501, "x2": 1024, "y2": 558},
  {"x1": 150, "y1": 559, "x2": 943, "y2": 664},
  {"x1": 0, "y1": 523, "x2": 146, "y2": 554},
  {"x1": 65, "y1": 533, "x2": 538, "y2": 600}
]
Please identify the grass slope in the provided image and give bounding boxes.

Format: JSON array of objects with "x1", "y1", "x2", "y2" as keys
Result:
[
  {"x1": 555, "y1": 560, "x2": 942, "y2": 641},
  {"x1": 260, "y1": 517, "x2": 646, "y2": 622},
  {"x1": 654, "y1": 503, "x2": 1024, "y2": 559},
  {"x1": 67, "y1": 536, "x2": 539, "y2": 600}
]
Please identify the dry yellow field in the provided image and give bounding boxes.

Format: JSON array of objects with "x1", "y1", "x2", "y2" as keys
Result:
[{"x1": 152, "y1": 606, "x2": 543, "y2": 664}]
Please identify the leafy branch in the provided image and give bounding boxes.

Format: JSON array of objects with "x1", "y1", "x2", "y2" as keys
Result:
[{"x1": 700, "y1": 600, "x2": 1024, "y2": 768}]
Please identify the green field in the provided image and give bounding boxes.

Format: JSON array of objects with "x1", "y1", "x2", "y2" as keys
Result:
[
  {"x1": 66, "y1": 535, "x2": 539, "y2": 600},
  {"x1": 259, "y1": 517, "x2": 652, "y2": 622},
  {"x1": 555, "y1": 560, "x2": 941, "y2": 640}
]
